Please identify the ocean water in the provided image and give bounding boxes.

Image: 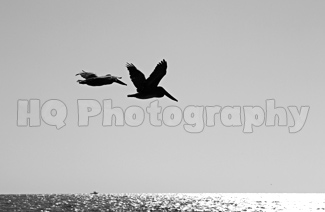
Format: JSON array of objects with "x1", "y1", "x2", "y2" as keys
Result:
[{"x1": 0, "y1": 193, "x2": 324, "y2": 212}]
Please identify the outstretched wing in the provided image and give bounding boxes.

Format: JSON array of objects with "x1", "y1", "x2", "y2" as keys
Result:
[
  {"x1": 146, "y1": 59, "x2": 167, "y2": 88},
  {"x1": 76, "y1": 70, "x2": 97, "y2": 79},
  {"x1": 126, "y1": 63, "x2": 146, "y2": 92}
]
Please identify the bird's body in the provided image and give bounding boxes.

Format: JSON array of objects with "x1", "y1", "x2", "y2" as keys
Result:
[
  {"x1": 126, "y1": 60, "x2": 178, "y2": 102},
  {"x1": 128, "y1": 87, "x2": 166, "y2": 99},
  {"x1": 76, "y1": 71, "x2": 126, "y2": 86}
]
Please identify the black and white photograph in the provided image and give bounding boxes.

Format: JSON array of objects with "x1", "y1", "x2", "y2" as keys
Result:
[{"x1": 1, "y1": 0, "x2": 325, "y2": 211}]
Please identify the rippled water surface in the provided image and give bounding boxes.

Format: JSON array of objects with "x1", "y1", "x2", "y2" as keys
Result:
[{"x1": 0, "y1": 193, "x2": 324, "y2": 211}]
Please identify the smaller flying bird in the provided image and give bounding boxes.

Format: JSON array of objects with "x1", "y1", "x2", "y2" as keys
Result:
[
  {"x1": 76, "y1": 70, "x2": 127, "y2": 86},
  {"x1": 126, "y1": 59, "x2": 178, "y2": 102}
]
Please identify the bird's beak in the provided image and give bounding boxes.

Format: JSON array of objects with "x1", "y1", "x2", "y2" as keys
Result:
[{"x1": 164, "y1": 90, "x2": 178, "y2": 102}]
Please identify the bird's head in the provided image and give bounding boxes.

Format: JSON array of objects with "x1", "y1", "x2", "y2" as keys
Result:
[{"x1": 158, "y1": 87, "x2": 178, "y2": 102}]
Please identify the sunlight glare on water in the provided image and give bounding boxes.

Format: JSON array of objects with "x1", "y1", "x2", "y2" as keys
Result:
[{"x1": 0, "y1": 193, "x2": 324, "y2": 211}]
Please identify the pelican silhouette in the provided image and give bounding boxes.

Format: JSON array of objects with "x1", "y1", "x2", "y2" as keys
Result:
[
  {"x1": 126, "y1": 59, "x2": 178, "y2": 102},
  {"x1": 76, "y1": 70, "x2": 127, "y2": 86}
]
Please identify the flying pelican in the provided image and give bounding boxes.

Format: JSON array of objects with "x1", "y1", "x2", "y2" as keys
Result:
[
  {"x1": 76, "y1": 70, "x2": 127, "y2": 86},
  {"x1": 126, "y1": 59, "x2": 178, "y2": 102}
]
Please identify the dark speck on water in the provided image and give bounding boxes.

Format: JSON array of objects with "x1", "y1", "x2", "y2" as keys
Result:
[{"x1": 0, "y1": 193, "x2": 324, "y2": 211}]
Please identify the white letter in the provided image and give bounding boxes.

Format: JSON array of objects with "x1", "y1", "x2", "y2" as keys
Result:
[
  {"x1": 146, "y1": 100, "x2": 162, "y2": 126},
  {"x1": 266, "y1": 99, "x2": 287, "y2": 126},
  {"x1": 78, "y1": 100, "x2": 101, "y2": 126},
  {"x1": 220, "y1": 106, "x2": 242, "y2": 127},
  {"x1": 288, "y1": 106, "x2": 310, "y2": 133},
  {"x1": 125, "y1": 106, "x2": 144, "y2": 127},
  {"x1": 41, "y1": 99, "x2": 67, "y2": 129},
  {"x1": 183, "y1": 106, "x2": 204, "y2": 133},
  {"x1": 103, "y1": 99, "x2": 124, "y2": 126},
  {"x1": 243, "y1": 106, "x2": 264, "y2": 133},
  {"x1": 17, "y1": 99, "x2": 41, "y2": 127},
  {"x1": 205, "y1": 105, "x2": 221, "y2": 127},
  {"x1": 163, "y1": 106, "x2": 182, "y2": 127}
]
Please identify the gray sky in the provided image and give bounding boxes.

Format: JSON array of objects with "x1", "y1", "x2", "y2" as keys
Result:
[{"x1": 1, "y1": 0, "x2": 325, "y2": 194}]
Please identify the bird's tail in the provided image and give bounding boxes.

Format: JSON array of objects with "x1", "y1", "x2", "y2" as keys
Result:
[
  {"x1": 75, "y1": 70, "x2": 85, "y2": 76},
  {"x1": 127, "y1": 93, "x2": 137, "y2": 97},
  {"x1": 115, "y1": 79, "x2": 127, "y2": 86}
]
